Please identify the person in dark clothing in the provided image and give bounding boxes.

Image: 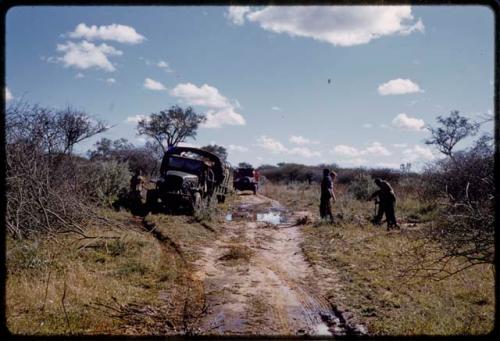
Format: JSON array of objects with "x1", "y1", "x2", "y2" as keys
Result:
[
  {"x1": 369, "y1": 178, "x2": 400, "y2": 230},
  {"x1": 130, "y1": 169, "x2": 144, "y2": 193},
  {"x1": 320, "y1": 169, "x2": 336, "y2": 222}
]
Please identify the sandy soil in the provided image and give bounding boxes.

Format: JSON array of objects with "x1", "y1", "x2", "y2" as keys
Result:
[{"x1": 190, "y1": 193, "x2": 366, "y2": 336}]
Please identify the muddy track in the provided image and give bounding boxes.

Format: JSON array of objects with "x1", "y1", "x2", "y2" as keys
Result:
[{"x1": 191, "y1": 194, "x2": 367, "y2": 336}]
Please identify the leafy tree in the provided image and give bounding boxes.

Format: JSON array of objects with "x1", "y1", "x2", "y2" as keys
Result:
[
  {"x1": 137, "y1": 105, "x2": 206, "y2": 152},
  {"x1": 425, "y1": 110, "x2": 479, "y2": 160},
  {"x1": 88, "y1": 138, "x2": 159, "y2": 174},
  {"x1": 201, "y1": 144, "x2": 228, "y2": 162}
]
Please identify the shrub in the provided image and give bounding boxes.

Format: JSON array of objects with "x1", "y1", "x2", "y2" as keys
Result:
[
  {"x1": 79, "y1": 160, "x2": 131, "y2": 207},
  {"x1": 348, "y1": 173, "x2": 377, "y2": 200}
]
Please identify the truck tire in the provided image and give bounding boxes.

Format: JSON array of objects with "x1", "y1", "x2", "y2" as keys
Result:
[
  {"x1": 191, "y1": 192, "x2": 202, "y2": 215},
  {"x1": 253, "y1": 185, "x2": 257, "y2": 195}
]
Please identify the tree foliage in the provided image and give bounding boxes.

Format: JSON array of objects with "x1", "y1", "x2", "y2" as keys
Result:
[
  {"x1": 238, "y1": 162, "x2": 253, "y2": 169},
  {"x1": 88, "y1": 137, "x2": 160, "y2": 175},
  {"x1": 137, "y1": 105, "x2": 206, "y2": 152},
  {"x1": 201, "y1": 144, "x2": 228, "y2": 162},
  {"x1": 425, "y1": 110, "x2": 479, "y2": 160}
]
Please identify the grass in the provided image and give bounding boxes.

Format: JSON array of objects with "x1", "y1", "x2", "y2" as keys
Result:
[
  {"x1": 261, "y1": 181, "x2": 495, "y2": 336},
  {"x1": 6, "y1": 202, "x2": 230, "y2": 335},
  {"x1": 218, "y1": 244, "x2": 254, "y2": 265}
]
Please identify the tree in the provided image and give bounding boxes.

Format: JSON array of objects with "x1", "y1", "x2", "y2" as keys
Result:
[
  {"x1": 88, "y1": 138, "x2": 159, "y2": 175},
  {"x1": 238, "y1": 162, "x2": 253, "y2": 169},
  {"x1": 201, "y1": 144, "x2": 228, "y2": 162},
  {"x1": 57, "y1": 107, "x2": 108, "y2": 154},
  {"x1": 137, "y1": 105, "x2": 206, "y2": 152},
  {"x1": 425, "y1": 110, "x2": 479, "y2": 160}
]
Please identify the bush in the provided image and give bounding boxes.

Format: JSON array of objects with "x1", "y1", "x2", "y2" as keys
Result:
[
  {"x1": 79, "y1": 160, "x2": 131, "y2": 207},
  {"x1": 348, "y1": 173, "x2": 377, "y2": 200}
]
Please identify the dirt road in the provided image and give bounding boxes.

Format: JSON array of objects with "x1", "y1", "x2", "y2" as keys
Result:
[{"x1": 191, "y1": 193, "x2": 366, "y2": 336}]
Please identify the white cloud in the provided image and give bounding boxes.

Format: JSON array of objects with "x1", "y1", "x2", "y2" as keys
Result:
[
  {"x1": 332, "y1": 144, "x2": 362, "y2": 157},
  {"x1": 245, "y1": 6, "x2": 424, "y2": 47},
  {"x1": 378, "y1": 78, "x2": 423, "y2": 95},
  {"x1": 56, "y1": 40, "x2": 123, "y2": 72},
  {"x1": 204, "y1": 107, "x2": 246, "y2": 128},
  {"x1": 170, "y1": 83, "x2": 245, "y2": 128},
  {"x1": 227, "y1": 6, "x2": 251, "y2": 25},
  {"x1": 391, "y1": 113, "x2": 425, "y2": 131},
  {"x1": 5, "y1": 87, "x2": 13, "y2": 102},
  {"x1": 289, "y1": 135, "x2": 319, "y2": 145},
  {"x1": 288, "y1": 146, "x2": 321, "y2": 158},
  {"x1": 144, "y1": 78, "x2": 166, "y2": 91},
  {"x1": 256, "y1": 135, "x2": 320, "y2": 158},
  {"x1": 403, "y1": 145, "x2": 435, "y2": 162},
  {"x1": 75, "y1": 72, "x2": 85, "y2": 79},
  {"x1": 365, "y1": 142, "x2": 391, "y2": 156},
  {"x1": 333, "y1": 142, "x2": 391, "y2": 157},
  {"x1": 228, "y1": 144, "x2": 249, "y2": 152},
  {"x1": 392, "y1": 143, "x2": 408, "y2": 148},
  {"x1": 157, "y1": 60, "x2": 173, "y2": 72},
  {"x1": 256, "y1": 135, "x2": 288, "y2": 153},
  {"x1": 373, "y1": 162, "x2": 400, "y2": 169},
  {"x1": 68, "y1": 23, "x2": 145, "y2": 44},
  {"x1": 125, "y1": 114, "x2": 150, "y2": 124},
  {"x1": 272, "y1": 106, "x2": 281, "y2": 111},
  {"x1": 170, "y1": 83, "x2": 229, "y2": 108},
  {"x1": 106, "y1": 78, "x2": 116, "y2": 84},
  {"x1": 341, "y1": 158, "x2": 368, "y2": 167}
]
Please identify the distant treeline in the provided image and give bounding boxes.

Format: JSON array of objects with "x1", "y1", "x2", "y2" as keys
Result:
[{"x1": 257, "y1": 163, "x2": 408, "y2": 185}]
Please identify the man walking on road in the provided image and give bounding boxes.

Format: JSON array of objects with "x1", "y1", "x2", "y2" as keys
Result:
[
  {"x1": 369, "y1": 178, "x2": 400, "y2": 230},
  {"x1": 320, "y1": 169, "x2": 336, "y2": 223}
]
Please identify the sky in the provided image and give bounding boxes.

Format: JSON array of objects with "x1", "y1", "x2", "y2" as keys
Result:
[{"x1": 5, "y1": 5, "x2": 495, "y2": 170}]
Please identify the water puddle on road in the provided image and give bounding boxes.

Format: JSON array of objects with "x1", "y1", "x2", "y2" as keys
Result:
[
  {"x1": 225, "y1": 210, "x2": 288, "y2": 225},
  {"x1": 256, "y1": 211, "x2": 285, "y2": 225}
]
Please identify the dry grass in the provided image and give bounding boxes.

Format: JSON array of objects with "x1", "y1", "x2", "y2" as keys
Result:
[
  {"x1": 218, "y1": 244, "x2": 254, "y2": 265},
  {"x1": 6, "y1": 205, "x2": 227, "y2": 335},
  {"x1": 262, "y1": 182, "x2": 495, "y2": 336}
]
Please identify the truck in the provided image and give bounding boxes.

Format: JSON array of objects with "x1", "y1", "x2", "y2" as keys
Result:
[{"x1": 145, "y1": 146, "x2": 231, "y2": 214}]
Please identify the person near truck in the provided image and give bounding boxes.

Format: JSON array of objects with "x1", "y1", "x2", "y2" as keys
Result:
[
  {"x1": 130, "y1": 169, "x2": 144, "y2": 193},
  {"x1": 319, "y1": 169, "x2": 336, "y2": 222},
  {"x1": 368, "y1": 178, "x2": 400, "y2": 230}
]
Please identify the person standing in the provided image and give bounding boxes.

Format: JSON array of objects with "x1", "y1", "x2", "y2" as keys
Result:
[
  {"x1": 320, "y1": 169, "x2": 335, "y2": 222},
  {"x1": 130, "y1": 169, "x2": 144, "y2": 193},
  {"x1": 369, "y1": 178, "x2": 400, "y2": 230}
]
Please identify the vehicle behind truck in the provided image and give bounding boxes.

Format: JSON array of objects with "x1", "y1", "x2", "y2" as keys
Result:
[
  {"x1": 145, "y1": 146, "x2": 231, "y2": 214},
  {"x1": 233, "y1": 167, "x2": 259, "y2": 194}
]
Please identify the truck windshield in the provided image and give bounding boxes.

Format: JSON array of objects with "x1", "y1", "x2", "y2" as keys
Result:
[{"x1": 168, "y1": 156, "x2": 203, "y2": 174}]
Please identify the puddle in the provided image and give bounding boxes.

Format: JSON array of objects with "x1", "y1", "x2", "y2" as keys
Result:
[
  {"x1": 256, "y1": 211, "x2": 285, "y2": 225},
  {"x1": 313, "y1": 323, "x2": 333, "y2": 336}
]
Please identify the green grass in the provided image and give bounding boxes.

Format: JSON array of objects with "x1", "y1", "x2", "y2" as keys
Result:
[{"x1": 6, "y1": 203, "x2": 230, "y2": 335}]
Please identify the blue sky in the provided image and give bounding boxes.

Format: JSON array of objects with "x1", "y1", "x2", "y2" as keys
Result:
[{"x1": 5, "y1": 5, "x2": 495, "y2": 170}]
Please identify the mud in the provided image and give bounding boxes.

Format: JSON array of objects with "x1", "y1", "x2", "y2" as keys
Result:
[{"x1": 191, "y1": 194, "x2": 366, "y2": 336}]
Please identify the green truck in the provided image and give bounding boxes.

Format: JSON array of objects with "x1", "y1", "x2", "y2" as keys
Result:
[{"x1": 145, "y1": 146, "x2": 231, "y2": 214}]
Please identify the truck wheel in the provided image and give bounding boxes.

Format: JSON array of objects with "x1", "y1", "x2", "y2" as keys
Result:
[{"x1": 253, "y1": 185, "x2": 257, "y2": 195}]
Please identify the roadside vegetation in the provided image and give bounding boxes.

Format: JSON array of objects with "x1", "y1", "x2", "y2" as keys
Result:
[
  {"x1": 260, "y1": 111, "x2": 494, "y2": 335},
  {"x1": 6, "y1": 99, "x2": 493, "y2": 336},
  {"x1": 261, "y1": 182, "x2": 494, "y2": 335}
]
